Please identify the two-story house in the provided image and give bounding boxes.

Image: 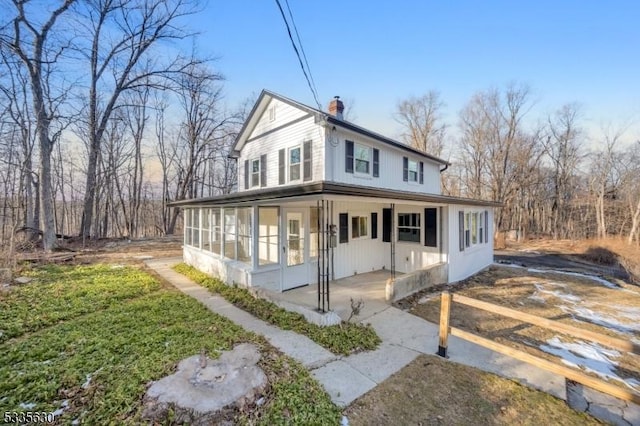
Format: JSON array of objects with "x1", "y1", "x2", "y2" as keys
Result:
[{"x1": 171, "y1": 90, "x2": 499, "y2": 310}]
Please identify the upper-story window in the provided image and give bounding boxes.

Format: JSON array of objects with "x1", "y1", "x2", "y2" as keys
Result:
[
  {"x1": 408, "y1": 160, "x2": 418, "y2": 182},
  {"x1": 346, "y1": 140, "x2": 379, "y2": 177},
  {"x1": 403, "y1": 157, "x2": 424, "y2": 184},
  {"x1": 278, "y1": 141, "x2": 313, "y2": 184},
  {"x1": 268, "y1": 105, "x2": 276, "y2": 121},
  {"x1": 289, "y1": 146, "x2": 301, "y2": 181},
  {"x1": 355, "y1": 144, "x2": 370, "y2": 174},
  {"x1": 244, "y1": 155, "x2": 266, "y2": 190},
  {"x1": 251, "y1": 159, "x2": 260, "y2": 187}
]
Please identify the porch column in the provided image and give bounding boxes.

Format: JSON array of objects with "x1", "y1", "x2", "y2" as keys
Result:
[
  {"x1": 390, "y1": 203, "x2": 396, "y2": 279},
  {"x1": 251, "y1": 205, "x2": 258, "y2": 270}
]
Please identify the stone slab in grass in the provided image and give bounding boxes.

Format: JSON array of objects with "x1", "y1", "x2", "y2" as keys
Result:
[{"x1": 142, "y1": 343, "x2": 267, "y2": 423}]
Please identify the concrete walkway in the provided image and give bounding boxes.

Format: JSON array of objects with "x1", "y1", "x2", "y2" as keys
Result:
[
  {"x1": 145, "y1": 257, "x2": 567, "y2": 408},
  {"x1": 145, "y1": 258, "x2": 640, "y2": 426}
]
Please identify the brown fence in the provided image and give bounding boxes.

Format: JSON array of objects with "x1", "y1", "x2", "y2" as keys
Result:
[{"x1": 437, "y1": 291, "x2": 640, "y2": 405}]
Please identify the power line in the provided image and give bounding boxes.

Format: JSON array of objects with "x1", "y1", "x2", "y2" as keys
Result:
[
  {"x1": 283, "y1": 0, "x2": 319, "y2": 105},
  {"x1": 274, "y1": 0, "x2": 322, "y2": 110}
]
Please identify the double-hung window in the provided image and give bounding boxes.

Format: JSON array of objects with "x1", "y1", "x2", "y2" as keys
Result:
[
  {"x1": 408, "y1": 160, "x2": 418, "y2": 182},
  {"x1": 354, "y1": 144, "x2": 370, "y2": 174},
  {"x1": 289, "y1": 147, "x2": 301, "y2": 181},
  {"x1": 251, "y1": 159, "x2": 260, "y2": 187},
  {"x1": 398, "y1": 213, "x2": 420, "y2": 243},
  {"x1": 345, "y1": 140, "x2": 379, "y2": 177},
  {"x1": 351, "y1": 215, "x2": 368, "y2": 239}
]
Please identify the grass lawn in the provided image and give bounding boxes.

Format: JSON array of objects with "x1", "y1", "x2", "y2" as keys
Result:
[
  {"x1": 174, "y1": 263, "x2": 380, "y2": 356},
  {"x1": 345, "y1": 354, "x2": 600, "y2": 426},
  {"x1": 0, "y1": 264, "x2": 341, "y2": 424}
]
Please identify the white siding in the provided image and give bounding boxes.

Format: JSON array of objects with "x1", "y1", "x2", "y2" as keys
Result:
[
  {"x1": 330, "y1": 200, "x2": 444, "y2": 280},
  {"x1": 325, "y1": 127, "x2": 442, "y2": 194},
  {"x1": 393, "y1": 205, "x2": 442, "y2": 273},
  {"x1": 248, "y1": 98, "x2": 308, "y2": 140},
  {"x1": 238, "y1": 114, "x2": 325, "y2": 191},
  {"x1": 447, "y1": 205, "x2": 494, "y2": 282},
  {"x1": 331, "y1": 201, "x2": 389, "y2": 280}
]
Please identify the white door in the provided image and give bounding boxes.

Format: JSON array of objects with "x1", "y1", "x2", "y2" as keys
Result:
[{"x1": 282, "y1": 209, "x2": 308, "y2": 290}]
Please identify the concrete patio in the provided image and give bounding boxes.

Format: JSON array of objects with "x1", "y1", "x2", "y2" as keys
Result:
[{"x1": 268, "y1": 269, "x2": 399, "y2": 321}]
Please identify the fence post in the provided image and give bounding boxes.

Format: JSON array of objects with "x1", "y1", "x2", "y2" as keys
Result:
[{"x1": 438, "y1": 291, "x2": 451, "y2": 357}]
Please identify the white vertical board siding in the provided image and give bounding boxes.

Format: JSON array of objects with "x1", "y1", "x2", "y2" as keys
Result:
[
  {"x1": 238, "y1": 115, "x2": 324, "y2": 190},
  {"x1": 330, "y1": 200, "x2": 444, "y2": 280},
  {"x1": 393, "y1": 205, "x2": 441, "y2": 273},
  {"x1": 331, "y1": 200, "x2": 389, "y2": 280},
  {"x1": 447, "y1": 205, "x2": 494, "y2": 283},
  {"x1": 325, "y1": 128, "x2": 442, "y2": 194}
]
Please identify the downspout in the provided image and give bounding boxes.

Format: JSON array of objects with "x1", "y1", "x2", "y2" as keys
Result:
[{"x1": 439, "y1": 163, "x2": 449, "y2": 174}]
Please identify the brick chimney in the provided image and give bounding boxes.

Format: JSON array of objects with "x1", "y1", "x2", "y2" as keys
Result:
[{"x1": 328, "y1": 96, "x2": 344, "y2": 120}]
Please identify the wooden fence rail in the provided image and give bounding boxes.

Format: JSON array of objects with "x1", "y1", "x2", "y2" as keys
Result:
[{"x1": 437, "y1": 291, "x2": 640, "y2": 405}]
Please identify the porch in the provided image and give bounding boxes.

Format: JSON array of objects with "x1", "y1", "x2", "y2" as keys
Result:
[{"x1": 266, "y1": 269, "x2": 396, "y2": 322}]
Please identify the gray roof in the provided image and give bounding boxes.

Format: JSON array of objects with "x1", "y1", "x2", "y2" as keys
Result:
[
  {"x1": 230, "y1": 89, "x2": 450, "y2": 166},
  {"x1": 169, "y1": 182, "x2": 501, "y2": 208}
]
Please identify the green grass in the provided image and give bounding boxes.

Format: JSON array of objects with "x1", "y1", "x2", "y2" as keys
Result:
[
  {"x1": 0, "y1": 264, "x2": 341, "y2": 424},
  {"x1": 174, "y1": 263, "x2": 381, "y2": 356}
]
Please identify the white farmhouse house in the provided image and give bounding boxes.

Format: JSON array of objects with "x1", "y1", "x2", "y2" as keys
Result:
[{"x1": 172, "y1": 90, "x2": 499, "y2": 311}]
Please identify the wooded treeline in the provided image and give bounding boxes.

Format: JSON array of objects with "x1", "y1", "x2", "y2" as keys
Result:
[
  {"x1": 1, "y1": 1, "x2": 638, "y2": 253},
  {"x1": 0, "y1": 0, "x2": 243, "y2": 251},
  {"x1": 396, "y1": 84, "x2": 640, "y2": 245}
]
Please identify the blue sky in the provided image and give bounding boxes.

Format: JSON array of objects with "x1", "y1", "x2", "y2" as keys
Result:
[{"x1": 188, "y1": 1, "x2": 639, "y2": 143}]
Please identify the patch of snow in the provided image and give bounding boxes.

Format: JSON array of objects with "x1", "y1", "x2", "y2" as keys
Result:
[
  {"x1": 19, "y1": 402, "x2": 36, "y2": 409},
  {"x1": 527, "y1": 293, "x2": 546, "y2": 303},
  {"x1": 82, "y1": 368, "x2": 102, "y2": 389},
  {"x1": 517, "y1": 249, "x2": 541, "y2": 254},
  {"x1": 527, "y1": 268, "x2": 618, "y2": 289},
  {"x1": 560, "y1": 305, "x2": 640, "y2": 335},
  {"x1": 418, "y1": 295, "x2": 436, "y2": 304},
  {"x1": 540, "y1": 337, "x2": 639, "y2": 391},
  {"x1": 51, "y1": 399, "x2": 69, "y2": 417},
  {"x1": 341, "y1": 415, "x2": 350, "y2": 426},
  {"x1": 493, "y1": 262, "x2": 524, "y2": 269},
  {"x1": 532, "y1": 283, "x2": 581, "y2": 303}
]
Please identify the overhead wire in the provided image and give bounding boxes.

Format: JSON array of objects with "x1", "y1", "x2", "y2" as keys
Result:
[{"x1": 274, "y1": 0, "x2": 322, "y2": 110}]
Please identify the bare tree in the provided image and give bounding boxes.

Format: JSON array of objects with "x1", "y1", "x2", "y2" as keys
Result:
[
  {"x1": 543, "y1": 103, "x2": 584, "y2": 239},
  {"x1": 458, "y1": 83, "x2": 541, "y2": 235},
  {"x1": 165, "y1": 61, "x2": 231, "y2": 234},
  {"x1": 395, "y1": 91, "x2": 447, "y2": 156},
  {"x1": 617, "y1": 141, "x2": 640, "y2": 244},
  {"x1": 77, "y1": 0, "x2": 200, "y2": 239},
  {"x1": 1, "y1": 0, "x2": 76, "y2": 251}
]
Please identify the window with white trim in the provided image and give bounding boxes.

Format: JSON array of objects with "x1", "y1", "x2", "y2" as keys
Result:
[
  {"x1": 351, "y1": 215, "x2": 368, "y2": 239},
  {"x1": 398, "y1": 213, "x2": 420, "y2": 243},
  {"x1": 289, "y1": 146, "x2": 301, "y2": 181},
  {"x1": 354, "y1": 143, "x2": 370, "y2": 174},
  {"x1": 408, "y1": 160, "x2": 418, "y2": 182},
  {"x1": 251, "y1": 158, "x2": 260, "y2": 187},
  {"x1": 460, "y1": 209, "x2": 488, "y2": 251}
]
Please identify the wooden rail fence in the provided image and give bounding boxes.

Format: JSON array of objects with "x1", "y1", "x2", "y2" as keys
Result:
[{"x1": 437, "y1": 291, "x2": 640, "y2": 405}]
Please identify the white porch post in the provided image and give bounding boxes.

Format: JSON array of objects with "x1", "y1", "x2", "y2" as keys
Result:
[{"x1": 251, "y1": 205, "x2": 258, "y2": 270}]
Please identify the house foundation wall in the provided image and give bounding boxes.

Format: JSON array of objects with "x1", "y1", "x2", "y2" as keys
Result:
[
  {"x1": 184, "y1": 246, "x2": 252, "y2": 287},
  {"x1": 385, "y1": 262, "x2": 448, "y2": 302}
]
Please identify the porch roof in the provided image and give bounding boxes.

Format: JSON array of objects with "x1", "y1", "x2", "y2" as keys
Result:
[{"x1": 169, "y1": 182, "x2": 502, "y2": 208}]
